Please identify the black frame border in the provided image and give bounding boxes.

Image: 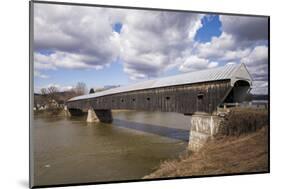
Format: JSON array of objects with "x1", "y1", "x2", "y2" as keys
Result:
[{"x1": 29, "y1": 0, "x2": 270, "y2": 188}]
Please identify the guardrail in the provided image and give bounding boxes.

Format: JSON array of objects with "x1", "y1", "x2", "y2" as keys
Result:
[{"x1": 222, "y1": 101, "x2": 268, "y2": 109}]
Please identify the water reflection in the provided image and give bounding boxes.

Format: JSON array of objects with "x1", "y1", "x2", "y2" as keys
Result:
[{"x1": 113, "y1": 119, "x2": 189, "y2": 141}]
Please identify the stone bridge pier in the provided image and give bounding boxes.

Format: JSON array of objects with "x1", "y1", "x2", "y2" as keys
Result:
[
  {"x1": 67, "y1": 107, "x2": 113, "y2": 123},
  {"x1": 188, "y1": 112, "x2": 223, "y2": 152}
]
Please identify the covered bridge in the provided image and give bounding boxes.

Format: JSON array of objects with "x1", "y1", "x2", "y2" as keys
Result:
[{"x1": 66, "y1": 63, "x2": 252, "y2": 123}]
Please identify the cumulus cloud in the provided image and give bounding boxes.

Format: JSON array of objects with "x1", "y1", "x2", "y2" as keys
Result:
[
  {"x1": 33, "y1": 4, "x2": 268, "y2": 94},
  {"x1": 34, "y1": 51, "x2": 105, "y2": 70},
  {"x1": 195, "y1": 32, "x2": 236, "y2": 60},
  {"x1": 119, "y1": 10, "x2": 203, "y2": 79},
  {"x1": 34, "y1": 70, "x2": 49, "y2": 79},
  {"x1": 251, "y1": 81, "x2": 268, "y2": 95},
  {"x1": 220, "y1": 15, "x2": 268, "y2": 41},
  {"x1": 195, "y1": 32, "x2": 255, "y2": 63},
  {"x1": 34, "y1": 4, "x2": 204, "y2": 80},
  {"x1": 242, "y1": 46, "x2": 268, "y2": 67},
  {"x1": 34, "y1": 4, "x2": 121, "y2": 72},
  {"x1": 179, "y1": 55, "x2": 218, "y2": 72},
  {"x1": 241, "y1": 45, "x2": 268, "y2": 82}
]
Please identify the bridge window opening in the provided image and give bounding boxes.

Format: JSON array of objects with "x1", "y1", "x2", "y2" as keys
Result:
[
  {"x1": 132, "y1": 98, "x2": 135, "y2": 102},
  {"x1": 197, "y1": 93, "x2": 204, "y2": 100},
  {"x1": 121, "y1": 99, "x2": 124, "y2": 102},
  {"x1": 146, "y1": 97, "x2": 150, "y2": 101},
  {"x1": 166, "y1": 96, "x2": 170, "y2": 100}
]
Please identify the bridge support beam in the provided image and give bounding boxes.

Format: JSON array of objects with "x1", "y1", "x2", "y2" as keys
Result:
[
  {"x1": 68, "y1": 108, "x2": 86, "y2": 116},
  {"x1": 188, "y1": 113, "x2": 222, "y2": 152},
  {"x1": 94, "y1": 109, "x2": 113, "y2": 123}
]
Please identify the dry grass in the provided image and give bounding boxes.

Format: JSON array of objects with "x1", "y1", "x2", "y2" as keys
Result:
[
  {"x1": 144, "y1": 126, "x2": 268, "y2": 179},
  {"x1": 217, "y1": 108, "x2": 268, "y2": 136}
]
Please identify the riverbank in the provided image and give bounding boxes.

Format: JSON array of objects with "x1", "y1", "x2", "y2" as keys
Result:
[{"x1": 144, "y1": 125, "x2": 268, "y2": 178}]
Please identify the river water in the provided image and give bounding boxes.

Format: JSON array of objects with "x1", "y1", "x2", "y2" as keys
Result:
[{"x1": 32, "y1": 110, "x2": 191, "y2": 186}]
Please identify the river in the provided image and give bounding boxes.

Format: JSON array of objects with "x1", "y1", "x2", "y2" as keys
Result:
[{"x1": 32, "y1": 110, "x2": 191, "y2": 186}]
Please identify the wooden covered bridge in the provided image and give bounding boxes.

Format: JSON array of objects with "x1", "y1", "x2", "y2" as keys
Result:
[{"x1": 66, "y1": 63, "x2": 252, "y2": 123}]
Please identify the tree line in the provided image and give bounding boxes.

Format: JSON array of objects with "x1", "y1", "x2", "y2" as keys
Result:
[{"x1": 34, "y1": 82, "x2": 95, "y2": 113}]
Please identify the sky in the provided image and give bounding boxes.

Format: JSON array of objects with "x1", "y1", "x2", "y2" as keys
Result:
[{"x1": 33, "y1": 4, "x2": 269, "y2": 94}]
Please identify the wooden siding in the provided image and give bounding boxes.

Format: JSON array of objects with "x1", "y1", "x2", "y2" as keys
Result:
[{"x1": 66, "y1": 80, "x2": 232, "y2": 114}]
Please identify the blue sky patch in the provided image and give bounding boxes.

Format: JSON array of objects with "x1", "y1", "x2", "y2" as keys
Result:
[
  {"x1": 113, "y1": 22, "x2": 122, "y2": 33},
  {"x1": 195, "y1": 15, "x2": 222, "y2": 43},
  {"x1": 37, "y1": 49, "x2": 55, "y2": 55},
  {"x1": 34, "y1": 59, "x2": 130, "y2": 92}
]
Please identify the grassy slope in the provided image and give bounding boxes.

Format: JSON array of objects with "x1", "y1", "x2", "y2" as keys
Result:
[{"x1": 144, "y1": 126, "x2": 268, "y2": 179}]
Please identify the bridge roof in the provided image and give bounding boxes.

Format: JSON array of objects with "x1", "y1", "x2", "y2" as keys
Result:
[{"x1": 68, "y1": 63, "x2": 252, "y2": 101}]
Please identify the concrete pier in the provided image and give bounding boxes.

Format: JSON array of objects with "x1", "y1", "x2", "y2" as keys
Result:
[
  {"x1": 67, "y1": 107, "x2": 113, "y2": 123},
  {"x1": 94, "y1": 109, "x2": 113, "y2": 123},
  {"x1": 64, "y1": 106, "x2": 71, "y2": 117},
  {"x1": 188, "y1": 112, "x2": 222, "y2": 152},
  {"x1": 86, "y1": 109, "x2": 98, "y2": 123}
]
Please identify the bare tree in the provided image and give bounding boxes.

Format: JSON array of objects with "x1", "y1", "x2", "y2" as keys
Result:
[
  {"x1": 63, "y1": 89, "x2": 77, "y2": 101},
  {"x1": 41, "y1": 88, "x2": 47, "y2": 96},
  {"x1": 47, "y1": 86, "x2": 59, "y2": 101},
  {"x1": 37, "y1": 86, "x2": 61, "y2": 114},
  {"x1": 39, "y1": 86, "x2": 59, "y2": 102},
  {"x1": 75, "y1": 82, "x2": 87, "y2": 95},
  {"x1": 40, "y1": 88, "x2": 48, "y2": 105}
]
